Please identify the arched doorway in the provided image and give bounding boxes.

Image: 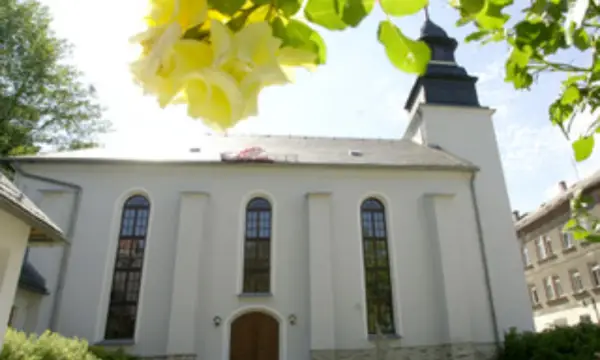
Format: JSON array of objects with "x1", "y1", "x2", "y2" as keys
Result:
[{"x1": 229, "y1": 311, "x2": 279, "y2": 360}]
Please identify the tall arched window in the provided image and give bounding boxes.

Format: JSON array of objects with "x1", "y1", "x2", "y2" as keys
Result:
[
  {"x1": 243, "y1": 197, "x2": 272, "y2": 293},
  {"x1": 360, "y1": 198, "x2": 395, "y2": 334},
  {"x1": 105, "y1": 195, "x2": 150, "y2": 340}
]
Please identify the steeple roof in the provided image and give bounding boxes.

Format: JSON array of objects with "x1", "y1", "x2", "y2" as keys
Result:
[{"x1": 404, "y1": 11, "x2": 481, "y2": 111}]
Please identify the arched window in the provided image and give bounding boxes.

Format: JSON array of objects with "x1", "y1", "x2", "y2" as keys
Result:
[
  {"x1": 360, "y1": 198, "x2": 395, "y2": 334},
  {"x1": 243, "y1": 197, "x2": 272, "y2": 293},
  {"x1": 105, "y1": 195, "x2": 150, "y2": 340}
]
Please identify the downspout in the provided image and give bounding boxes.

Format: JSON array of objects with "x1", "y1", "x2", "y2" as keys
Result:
[
  {"x1": 469, "y1": 172, "x2": 501, "y2": 350},
  {"x1": 11, "y1": 161, "x2": 82, "y2": 332}
]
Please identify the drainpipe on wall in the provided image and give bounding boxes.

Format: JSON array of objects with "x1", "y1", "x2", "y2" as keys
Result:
[
  {"x1": 11, "y1": 161, "x2": 82, "y2": 332},
  {"x1": 469, "y1": 172, "x2": 501, "y2": 350}
]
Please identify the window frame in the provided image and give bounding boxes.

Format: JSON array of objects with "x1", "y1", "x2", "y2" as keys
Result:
[
  {"x1": 529, "y1": 285, "x2": 540, "y2": 305},
  {"x1": 544, "y1": 276, "x2": 555, "y2": 300},
  {"x1": 591, "y1": 264, "x2": 600, "y2": 287},
  {"x1": 523, "y1": 246, "x2": 531, "y2": 267},
  {"x1": 360, "y1": 198, "x2": 396, "y2": 335},
  {"x1": 570, "y1": 270, "x2": 584, "y2": 293},
  {"x1": 561, "y1": 231, "x2": 574, "y2": 250},
  {"x1": 552, "y1": 275, "x2": 563, "y2": 298},
  {"x1": 242, "y1": 197, "x2": 273, "y2": 294},
  {"x1": 104, "y1": 195, "x2": 151, "y2": 341}
]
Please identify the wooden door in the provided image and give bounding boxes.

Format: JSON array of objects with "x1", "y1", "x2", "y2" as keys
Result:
[{"x1": 230, "y1": 312, "x2": 279, "y2": 360}]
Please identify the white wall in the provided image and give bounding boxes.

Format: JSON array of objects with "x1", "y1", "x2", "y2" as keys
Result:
[
  {"x1": 408, "y1": 103, "x2": 535, "y2": 336},
  {"x1": 19, "y1": 162, "x2": 498, "y2": 359},
  {"x1": 11, "y1": 289, "x2": 43, "y2": 333},
  {"x1": 534, "y1": 306, "x2": 600, "y2": 332},
  {"x1": 0, "y1": 210, "x2": 30, "y2": 346}
]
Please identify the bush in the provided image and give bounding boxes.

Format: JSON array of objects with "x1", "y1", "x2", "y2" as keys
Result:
[
  {"x1": 0, "y1": 329, "x2": 138, "y2": 360},
  {"x1": 89, "y1": 346, "x2": 139, "y2": 360},
  {"x1": 498, "y1": 323, "x2": 600, "y2": 360},
  {"x1": 0, "y1": 328, "x2": 98, "y2": 360}
]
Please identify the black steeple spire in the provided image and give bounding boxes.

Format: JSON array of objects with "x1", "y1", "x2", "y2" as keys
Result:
[{"x1": 404, "y1": 9, "x2": 481, "y2": 111}]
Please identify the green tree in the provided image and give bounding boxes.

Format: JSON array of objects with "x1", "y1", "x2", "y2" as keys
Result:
[
  {"x1": 298, "y1": 0, "x2": 600, "y2": 241},
  {"x1": 0, "y1": 0, "x2": 110, "y2": 157}
]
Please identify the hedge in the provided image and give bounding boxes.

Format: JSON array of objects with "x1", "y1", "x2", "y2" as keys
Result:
[
  {"x1": 498, "y1": 323, "x2": 600, "y2": 360},
  {"x1": 0, "y1": 328, "x2": 138, "y2": 360}
]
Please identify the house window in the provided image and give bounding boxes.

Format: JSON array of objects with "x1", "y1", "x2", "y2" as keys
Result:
[
  {"x1": 105, "y1": 195, "x2": 150, "y2": 340},
  {"x1": 242, "y1": 197, "x2": 272, "y2": 293},
  {"x1": 570, "y1": 270, "x2": 584, "y2": 293},
  {"x1": 544, "y1": 276, "x2": 555, "y2": 300},
  {"x1": 591, "y1": 264, "x2": 600, "y2": 287},
  {"x1": 529, "y1": 285, "x2": 539, "y2": 305},
  {"x1": 580, "y1": 314, "x2": 592, "y2": 323},
  {"x1": 523, "y1": 246, "x2": 531, "y2": 267},
  {"x1": 536, "y1": 236, "x2": 553, "y2": 260},
  {"x1": 562, "y1": 231, "x2": 574, "y2": 249},
  {"x1": 360, "y1": 198, "x2": 395, "y2": 335},
  {"x1": 552, "y1": 276, "x2": 563, "y2": 297}
]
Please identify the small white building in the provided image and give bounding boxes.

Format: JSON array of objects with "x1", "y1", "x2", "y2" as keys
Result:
[
  {"x1": 0, "y1": 173, "x2": 65, "y2": 346},
  {"x1": 4, "y1": 19, "x2": 533, "y2": 360}
]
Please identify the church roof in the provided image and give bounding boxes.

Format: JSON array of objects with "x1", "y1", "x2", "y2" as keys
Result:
[
  {"x1": 7, "y1": 134, "x2": 476, "y2": 171},
  {"x1": 0, "y1": 173, "x2": 66, "y2": 244}
]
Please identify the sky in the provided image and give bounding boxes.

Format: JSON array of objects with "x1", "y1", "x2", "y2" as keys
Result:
[{"x1": 39, "y1": 0, "x2": 597, "y2": 213}]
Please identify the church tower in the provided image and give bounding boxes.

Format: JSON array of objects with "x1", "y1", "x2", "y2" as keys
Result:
[{"x1": 403, "y1": 16, "x2": 535, "y2": 336}]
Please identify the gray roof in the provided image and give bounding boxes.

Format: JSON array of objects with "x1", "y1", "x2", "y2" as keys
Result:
[
  {"x1": 515, "y1": 169, "x2": 600, "y2": 233},
  {"x1": 0, "y1": 173, "x2": 65, "y2": 244},
  {"x1": 19, "y1": 260, "x2": 48, "y2": 295},
  {"x1": 7, "y1": 134, "x2": 476, "y2": 171}
]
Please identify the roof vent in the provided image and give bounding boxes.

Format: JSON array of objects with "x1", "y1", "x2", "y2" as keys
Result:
[
  {"x1": 189, "y1": 147, "x2": 201, "y2": 153},
  {"x1": 349, "y1": 149, "x2": 363, "y2": 157}
]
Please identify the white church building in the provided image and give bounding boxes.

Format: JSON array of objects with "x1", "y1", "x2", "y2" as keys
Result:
[{"x1": 3, "y1": 19, "x2": 533, "y2": 360}]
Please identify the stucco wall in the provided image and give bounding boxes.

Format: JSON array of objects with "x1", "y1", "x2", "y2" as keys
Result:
[
  {"x1": 18, "y1": 162, "x2": 502, "y2": 359},
  {"x1": 0, "y1": 209, "x2": 30, "y2": 346},
  {"x1": 11, "y1": 289, "x2": 43, "y2": 333},
  {"x1": 413, "y1": 104, "x2": 535, "y2": 336}
]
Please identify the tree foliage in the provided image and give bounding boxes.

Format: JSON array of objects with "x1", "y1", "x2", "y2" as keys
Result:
[
  {"x1": 0, "y1": 0, "x2": 109, "y2": 156},
  {"x1": 134, "y1": 0, "x2": 600, "y2": 238}
]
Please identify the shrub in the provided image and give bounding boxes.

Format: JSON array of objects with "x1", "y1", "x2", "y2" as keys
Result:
[
  {"x1": 89, "y1": 346, "x2": 139, "y2": 360},
  {"x1": 0, "y1": 329, "x2": 138, "y2": 360},
  {"x1": 498, "y1": 323, "x2": 600, "y2": 360},
  {"x1": 0, "y1": 328, "x2": 98, "y2": 360}
]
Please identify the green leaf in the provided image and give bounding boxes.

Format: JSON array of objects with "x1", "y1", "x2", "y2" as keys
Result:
[
  {"x1": 585, "y1": 234, "x2": 600, "y2": 243},
  {"x1": 573, "y1": 28, "x2": 591, "y2": 51},
  {"x1": 572, "y1": 226, "x2": 589, "y2": 240},
  {"x1": 563, "y1": 218, "x2": 577, "y2": 231},
  {"x1": 460, "y1": 0, "x2": 485, "y2": 14},
  {"x1": 549, "y1": 99, "x2": 573, "y2": 126},
  {"x1": 275, "y1": 0, "x2": 303, "y2": 16},
  {"x1": 377, "y1": 20, "x2": 431, "y2": 75},
  {"x1": 475, "y1": 1, "x2": 511, "y2": 30},
  {"x1": 561, "y1": 85, "x2": 582, "y2": 105},
  {"x1": 573, "y1": 136, "x2": 595, "y2": 162},
  {"x1": 208, "y1": 0, "x2": 245, "y2": 15},
  {"x1": 380, "y1": 0, "x2": 428, "y2": 17},
  {"x1": 465, "y1": 30, "x2": 489, "y2": 42},
  {"x1": 304, "y1": 0, "x2": 348, "y2": 30},
  {"x1": 340, "y1": 0, "x2": 375, "y2": 27},
  {"x1": 272, "y1": 18, "x2": 327, "y2": 64}
]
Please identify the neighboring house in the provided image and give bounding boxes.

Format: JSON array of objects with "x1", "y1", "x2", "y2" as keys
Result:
[
  {"x1": 10, "y1": 256, "x2": 51, "y2": 332},
  {"x1": 0, "y1": 173, "x2": 65, "y2": 346},
  {"x1": 1, "y1": 18, "x2": 533, "y2": 360},
  {"x1": 515, "y1": 173, "x2": 600, "y2": 332}
]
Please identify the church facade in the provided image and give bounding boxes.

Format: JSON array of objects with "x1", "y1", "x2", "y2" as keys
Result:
[{"x1": 4, "y1": 19, "x2": 533, "y2": 360}]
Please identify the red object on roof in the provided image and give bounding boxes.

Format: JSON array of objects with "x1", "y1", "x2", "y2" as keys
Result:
[{"x1": 221, "y1": 146, "x2": 274, "y2": 163}]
